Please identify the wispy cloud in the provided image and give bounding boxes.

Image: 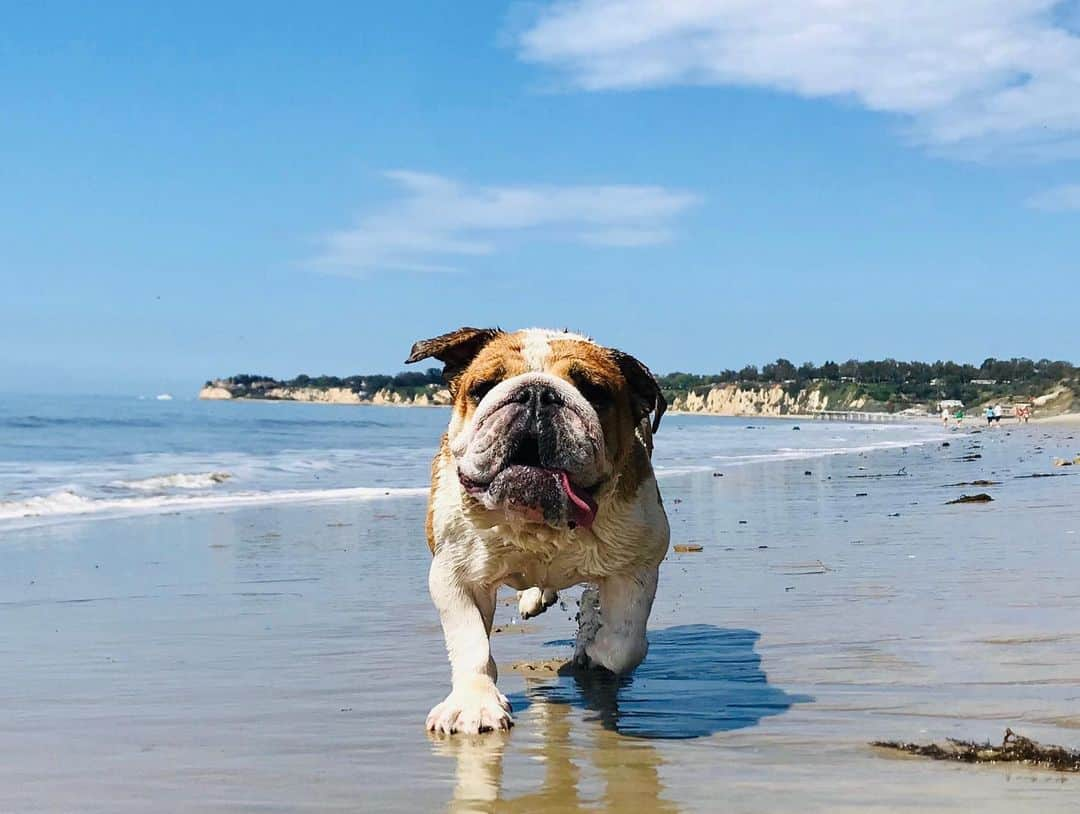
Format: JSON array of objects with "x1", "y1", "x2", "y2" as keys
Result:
[
  {"x1": 1026, "y1": 183, "x2": 1080, "y2": 210},
  {"x1": 311, "y1": 170, "x2": 699, "y2": 275},
  {"x1": 517, "y1": 0, "x2": 1080, "y2": 159}
]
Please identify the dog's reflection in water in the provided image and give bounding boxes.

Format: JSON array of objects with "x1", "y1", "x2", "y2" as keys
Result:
[
  {"x1": 430, "y1": 694, "x2": 677, "y2": 814},
  {"x1": 430, "y1": 625, "x2": 809, "y2": 812}
]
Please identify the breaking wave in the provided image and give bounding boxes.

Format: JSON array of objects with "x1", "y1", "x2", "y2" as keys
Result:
[
  {"x1": 114, "y1": 471, "x2": 232, "y2": 491},
  {"x1": 0, "y1": 485, "x2": 427, "y2": 525}
]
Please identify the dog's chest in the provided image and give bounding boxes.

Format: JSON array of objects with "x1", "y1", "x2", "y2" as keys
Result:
[{"x1": 475, "y1": 521, "x2": 649, "y2": 589}]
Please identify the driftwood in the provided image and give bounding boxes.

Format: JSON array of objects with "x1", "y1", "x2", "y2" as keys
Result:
[{"x1": 873, "y1": 729, "x2": 1080, "y2": 773}]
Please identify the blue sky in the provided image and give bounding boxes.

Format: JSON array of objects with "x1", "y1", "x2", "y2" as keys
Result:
[{"x1": 3, "y1": 1, "x2": 1079, "y2": 395}]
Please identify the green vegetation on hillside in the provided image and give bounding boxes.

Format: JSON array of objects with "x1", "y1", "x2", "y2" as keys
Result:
[
  {"x1": 207, "y1": 368, "x2": 444, "y2": 399},
  {"x1": 657, "y1": 357, "x2": 1079, "y2": 411}
]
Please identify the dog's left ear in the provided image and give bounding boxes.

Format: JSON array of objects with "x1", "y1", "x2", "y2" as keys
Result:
[
  {"x1": 611, "y1": 349, "x2": 666, "y2": 433},
  {"x1": 405, "y1": 327, "x2": 503, "y2": 390}
]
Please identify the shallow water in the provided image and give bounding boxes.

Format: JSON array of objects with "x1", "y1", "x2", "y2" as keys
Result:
[{"x1": 1, "y1": 412, "x2": 1079, "y2": 811}]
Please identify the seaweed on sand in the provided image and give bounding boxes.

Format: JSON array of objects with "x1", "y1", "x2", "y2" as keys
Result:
[{"x1": 873, "y1": 729, "x2": 1080, "y2": 773}]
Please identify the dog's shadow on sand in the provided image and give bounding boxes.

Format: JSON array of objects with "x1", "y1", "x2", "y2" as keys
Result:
[{"x1": 509, "y1": 624, "x2": 812, "y2": 740}]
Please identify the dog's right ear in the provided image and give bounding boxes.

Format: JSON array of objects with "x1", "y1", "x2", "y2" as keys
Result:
[{"x1": 405, "y1": 327, "x2": 502, "y2": 389}]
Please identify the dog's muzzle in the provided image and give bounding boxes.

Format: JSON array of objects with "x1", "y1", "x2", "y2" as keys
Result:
[{"x1": 457, "y1": 379, "x2": 603, "y2": 529}]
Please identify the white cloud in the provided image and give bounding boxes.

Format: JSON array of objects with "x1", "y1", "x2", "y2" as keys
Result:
[
  {"x1": 312, "y1": 170, "x2": 699, "y2": 274},
  {"x1": 517, "y1": 0, "x2": 1080, "y2": 158},
  {"x1": 1026, "y1": 183, "x2": 1080, "y2": 209}
]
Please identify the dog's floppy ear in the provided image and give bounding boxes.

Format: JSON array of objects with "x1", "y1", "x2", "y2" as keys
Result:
[
  {"x1": 611, "y1": 349, "x2": 667, "y2": 433},
  {"x1": 405, "y1": 327, "x2": 502, "y2": 390}
]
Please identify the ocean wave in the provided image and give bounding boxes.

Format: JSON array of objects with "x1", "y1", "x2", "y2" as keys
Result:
[
  {"x1": 0, "y1": 485, "x2": 428, "y2": 525},
  {"x1": 654, "y1": 465, "x2": 717, "y2": 478},
  {"x1": 114, "y1": 471, "x2": 232, "y2": 491}
]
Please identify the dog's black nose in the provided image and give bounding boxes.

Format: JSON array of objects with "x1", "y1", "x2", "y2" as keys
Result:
[
  {"x1": 513, "y1": 383, "x2": 564, "y2": 409},
  {"x1": 539, "y1": 385, "x2": 562, "y2": 406}
]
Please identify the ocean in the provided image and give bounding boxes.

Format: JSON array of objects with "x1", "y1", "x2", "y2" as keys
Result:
[{"x1": 0, "y1": 394, "x2": 948, "y2": 525}]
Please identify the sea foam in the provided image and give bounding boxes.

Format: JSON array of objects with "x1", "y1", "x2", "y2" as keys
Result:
[
  {"x1": 114, "y1": 471, "x2": 232, "y2": 491},
  {"x1": 0, "y1": 485, "x2": 427, "y2": 526}
]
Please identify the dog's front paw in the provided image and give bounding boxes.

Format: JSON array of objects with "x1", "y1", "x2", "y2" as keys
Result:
[
  {"x1": 426, "y1": 678, "x2": 513, "y2": 735},
  {"x1": 517, "y1": 587, "x2": 558, "y2": 620}
]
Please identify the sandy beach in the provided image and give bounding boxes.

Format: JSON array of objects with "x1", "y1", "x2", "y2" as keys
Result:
[
  {"x1": 2, "y1": 421, "x2": 1079, "y2": 812},
  {"x1": 1036, "y1": 413, "x2": 1080, "y2": 425}
]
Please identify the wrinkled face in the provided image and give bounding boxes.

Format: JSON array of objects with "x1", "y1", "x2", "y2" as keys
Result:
[{"x1": 445, "y1": 330, "x2": 638, "y2": 530}]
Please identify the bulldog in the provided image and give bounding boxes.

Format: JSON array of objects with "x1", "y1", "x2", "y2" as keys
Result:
[{"x1": 406, "y1": 327, "x2": 670, "y2": 735}]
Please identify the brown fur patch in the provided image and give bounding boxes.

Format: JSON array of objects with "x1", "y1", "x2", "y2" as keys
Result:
[
  {"x1": 405, "y1": 327, "x2": 503, "y2": 392},
  {"x1": 547, "y1": 338, "x2": 645, "y2": 494},
  {"x1": 450, "y1": 332, "x2": 531, "y2": 423}
]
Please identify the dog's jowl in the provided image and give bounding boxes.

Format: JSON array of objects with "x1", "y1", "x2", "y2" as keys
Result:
[{"x1": 406, "y1": 327, "x2": 670, "y2": 735}]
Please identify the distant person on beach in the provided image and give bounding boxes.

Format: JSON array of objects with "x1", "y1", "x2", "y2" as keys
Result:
[
  {"x1": 941, "y1": 406, "x2": 949, "y2": 426},
  {"x1": 985, "y1": 406, "x2": 994, "y2": 425}
]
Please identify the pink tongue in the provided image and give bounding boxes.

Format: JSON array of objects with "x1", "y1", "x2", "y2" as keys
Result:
[{"x1": 558, "y1": 471, "x2": 597, "y2": 528}]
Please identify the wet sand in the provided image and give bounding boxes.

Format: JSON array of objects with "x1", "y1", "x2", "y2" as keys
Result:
[{"x1": 2, "y1": 423, "x2": 1079, "y2": 811}]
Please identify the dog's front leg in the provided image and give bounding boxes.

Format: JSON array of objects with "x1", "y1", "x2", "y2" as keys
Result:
[
  {"x1": 426, "y1": 550, "x2": 512, "y2": 734},
  {"x1": 575, "y1": 564, "x2": 658, "y2": 674}
]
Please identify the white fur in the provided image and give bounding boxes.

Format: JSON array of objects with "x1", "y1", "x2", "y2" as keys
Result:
[
  {"x1": 519, "y1": 328, "x2": 591, "y2": 371},
  {"x1": 426, "y1": 552, "x2": 512, "y2": 734},
  {"x1": 518, "y1": 586, "x2": 558, "y2": 619},
  {"x1": 520, "y1": 331, "x2": 551, "y2": 371}
]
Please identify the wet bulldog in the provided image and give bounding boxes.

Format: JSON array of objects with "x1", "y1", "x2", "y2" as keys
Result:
[{"x1": 406, "y1": 327, "x2": 670, "y2": 735}]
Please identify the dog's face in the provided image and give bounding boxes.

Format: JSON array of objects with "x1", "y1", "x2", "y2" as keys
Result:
[{"x1": 407, "y1": 328, "x2": 665, "y2": 530}]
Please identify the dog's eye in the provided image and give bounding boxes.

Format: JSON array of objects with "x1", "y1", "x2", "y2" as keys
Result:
[
  {"x1": 468, "y1": 379, "x2": 498, "y2": 403},
  {"x1": 575, "y1": 377, "x2": 614, "y2": 409}
]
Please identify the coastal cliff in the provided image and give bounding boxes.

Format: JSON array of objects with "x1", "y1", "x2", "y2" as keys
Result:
[
  {"x1": 198, "y1": 380, "x2": 452, "y2": 407},
  {"x1": 669, "y1": 383, "x2": 867, "y2": 416},
  {"x1": 668, "y1": 381, "x2": 1078, "y2": 418}
]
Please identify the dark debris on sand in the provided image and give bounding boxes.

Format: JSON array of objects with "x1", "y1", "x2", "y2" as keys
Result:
[
  {"x1": 946, "y1": 493, "x2": 994, "y2": 504},
  {"x1": 873, "y1": 729, "x2": 1080, "y2": 773},
  {"x1": 846, "y1": 468, "x2": 908, "y2": 479}
]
